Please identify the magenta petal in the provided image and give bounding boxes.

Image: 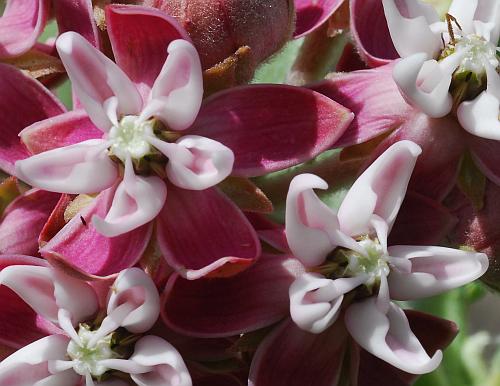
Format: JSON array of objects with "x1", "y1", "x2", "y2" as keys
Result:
[
  {"x1": 0, "y1": 189, "x2": 60, "y2": 256},
  {"x1": 157, "y1": 185, "x2": 260, "y2": 279},
  {"x1": 20, "y1": 110, "x2": 102, "y2": 155},
  {"x1": 350, "y1": 0, "x2": 398, "y2": 67},
  {"x1": 54, "y1": 0, "x2": 100, "y2": 48},
  {"x1": 190, "y1": 85, "x2": 354, "y2": 176},
  {"x1": 249, "y1": 319, "x2": 347, "y2": 386},
  {"x1": 162, "y1": 254, "x2": 303, "y2": 337},
  {"x1": 106, "y1": 4, "x2": 190, "y2": 101},
  {"x1": 311, "y1": 64, "x2": 412, "y2": 147},
  {"x1": 294, "y1": 0, "x2": 345, "y2": 38},
  {"x1": 0, "y1": 0, "x2": 49, "y2": 58},
  {"x1": 0, "y1": 255, "x2": 61, "y2": 349},
  {"x1": 40, "y1": 187, "x2": 152, "y2": 277},
  {"x1": 469, "y1": 137, "x2": 500, "y2": 187},
  {"x1": 0, "y1": 64, "x2": 65, "y2": 175}
]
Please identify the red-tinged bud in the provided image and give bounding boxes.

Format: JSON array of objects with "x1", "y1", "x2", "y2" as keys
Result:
[{"x1": 139, "y1": 0, "x2": 295, "y2": 82}]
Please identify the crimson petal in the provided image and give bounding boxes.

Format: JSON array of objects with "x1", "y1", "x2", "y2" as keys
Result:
[{"x1": 294, "y1": 0, "x2": 345, "y2": 38}]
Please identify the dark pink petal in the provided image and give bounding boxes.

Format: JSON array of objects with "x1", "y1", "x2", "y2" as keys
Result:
[
  {"x1": 469, "y1": 137, "x2": 500, "y2": 187},
  {"x1": 0, "y1": 255, "x2": 61, "y2": 349},
  {"x1": 156, "y1": 185, "x2": 260, "y2": 279},
  {"x1": 190, "y1": 85, "x2": 354, "y2": 176},
  {"x1": 161, "y1": 254, "x2": 303, "y2": 337},
  {"x1": 0, "y1": 63, "x2": 65, "y2": 175},
  {"x1": 54, "y1": 0, "x2": 100, "y2": 48},
  {"x1": 388, "y1": 191, "x2": 457, "y2": 245},
  {"x1": 294, "y1": 0, "x2": 345, "y2": 38},
  {"x1": 106, "y1": 4, "x2": 190, "y2": 101},
  {"x1": 195, "y1": 374, "x2": 245, "y2": 386},
  {"x1": 40, "y1": 187, "x2": 152, "y2": 277},
  {"x1": 311, "y1": 64, "x2": 412, "y2": 147},
  {"x1": 0, "y1": 189, "x2": 60, "y2": 256},
  {"x1": 249, "y1": 319, "x2": 347, "y2": 386},
  {"x1": 20, "y1": 110, "x2": 102, "y2": 155},
  {"x1": 350, "y1": 0, "x2": 398, "y2": 67},
  {"x1": 245, "y1": 213, "x2": 289, "y2": 253},
  {"x1": 0, "y1": 0, "x2": 49, "y2": 58},
  {"x1": 336, "y1": 42, "x2": 370, "y2": 72},
  {"x1": 39, "y1": 194, "x2": 73, "y2": 246}
]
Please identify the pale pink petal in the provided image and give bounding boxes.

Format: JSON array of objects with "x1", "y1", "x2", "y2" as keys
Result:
[
  {"x1": 387, "y1": 245, "x2": 488, "y2": 300},
  {"x1": 92, "y1": 157, "x2": 167, "y2": 237},
  {"x1": 345, "y1": 299, "x2": 442, "y2": 374},
  {"x1": 294, "y1": 0, "x2": 345, "y2": 38},
  {"x1": 337, "y1": 140, "x2": 421, "y2": 237},
  {"x1": 0, "y1": 0, "x2": 49, "y2": 58},
  {"x1": 56, "y1": 32, "x2": 142, "y2": 131},
  {"x1": 474, "y1": 0, "x2": 500, "y2": 42},
  {"x1": 128, "y1": 336, "x2": 192, "y2": 386},
  {"x1": 15, "y1": 139, "x2": 118, "y2": 194},
  {"x1": 148, "y1": 135, "x2": 234, "y2": 190},
  {"x1": 290, "y1": 273, "x2": 367, "y2": 334},
  {"x1": 141, "y1": 40, "x2": 203, "y2": 131},
  {"x1": 285, "y1": 173, "x2": 360, "y2": 267},
  {"x1": 449, "y1": 0, "x2": 478, "y2": 34}
]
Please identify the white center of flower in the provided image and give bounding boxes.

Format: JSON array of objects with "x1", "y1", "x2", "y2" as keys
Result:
[
  {"x1": 454, "y1": 34, "x2": 499, "y2": 75},
  {"x1": 345, "y1": 238, "x2": 390, "y2": 285},
  {"x1": 67, "y1": 324, "x2": 118, "y2": 377},
  {"x1": 108, "y1": 115, "x2": 154, "y2": 162}
]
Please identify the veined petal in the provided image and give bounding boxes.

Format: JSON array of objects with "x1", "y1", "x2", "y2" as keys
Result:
[
  {"x1": 149, "y1": 135, "x2": 234, "y2": 190},
  {"x1": 337, "y1": 140, "x2": 421, "y2": 237},
  {"x1": 345, "y1": 299, "x2": 442, "y2": 374},
  {"x1": 92, "y1": 157, "x2": 166, "y2": 237},
  {"x1": 387, "y1": 245, "x2": 488, "y2": 300},
  {"x1": 285, "y1": 174, "x2": 359, "y2": 267},
  {"x1": 128, "y1": 336, "x2": 192, "y2": 386},
  {"x1": 141, "y1": 40, "x2": 203, "y2": 131},
  {"x1": 290, "y1": 273, "x2": 367, "y2": 334},
  {"x1": 382, "y1": 0, "x2": 441, "y2": 58},
  {"x1": 56, "y1": 32, "x2": 142, "y2": 131},
  {"x1": 15, "y1": 139, "x2": 118, "y2": 194}
]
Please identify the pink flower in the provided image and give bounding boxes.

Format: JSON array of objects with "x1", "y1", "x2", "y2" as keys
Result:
[
  {"x1": 0, "y1": 256, "x2": 191, "y2": 385},
  {"x1": 293, "y1": 0, "x2": 346, "y2": 38}
]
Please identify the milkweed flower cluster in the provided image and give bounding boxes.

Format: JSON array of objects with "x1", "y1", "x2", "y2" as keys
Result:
[{"x1": 0, "y1": 0, "x2": 496, "y2": 385}]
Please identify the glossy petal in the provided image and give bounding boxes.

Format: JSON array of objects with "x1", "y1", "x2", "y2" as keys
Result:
[
  {"x1": 249, "y1": 319, "x2": 347, "y2": 386},
  {"x1": 345, "y1": 300, "x2": 442, "y2": 374},
  {"x1": 92, "y1": 158, "x2": 166, "y2": 237},
  {"x1": 56, "y1": 32, "x2": 142, "y2": 131},
  {"x1": 338, "y1": 141, "x2": 421, "y2": 237},
  {"x1": 294, "y1": 0, "x2": 345, "y2": 38},
  {"x1": 41, "y1": 187, "x2": 152, "y2": 277},
  {"x1": 189, "y1": 85, "x2": 353, "y2": 176},
  {"x1": 15, "y1": 140, "x2": 118, "y2": 194},
  {"x1": 106, "y1": 4, "x2": 189, "y2": 101},
  {"x1": 0, "y1": 189, "x2": 59, "y2": 255},
  {"x1": 54, "y1": 0, "x2": 100, "y2": 48},
  {"x1": 0, "y1": 0, "x2": 49, "y2": 58},
  {"x1": 156, "y1": 185, "x2": 260, "y2": 279},
  {"x1": 388, "y1": 245, "x2": 488, "y2": 300},
  {"x1": 0, "y1": 63, "x2": 65, "y2": 175},
  {"x1": 141, "y1": 40, "x2": 203, "y2": 131},
  {"x1": 162, "y1": 254, "x2": 303, "y2": 337},
  {"x1": 149, "y1": 135, "x2": 234, "y2": 190}
]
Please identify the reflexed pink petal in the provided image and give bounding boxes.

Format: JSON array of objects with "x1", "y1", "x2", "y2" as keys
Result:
[
  {"x1": 15, "y1": 139, "x2": 118, "y2": 194},
  {"x1": 189, "y1": 85, "x2": 353, "y2": 176},
  {"x1": 106, "y1": 4, "x2": 189, "y2": 101},
  {"x1": 0, "y1": 189, "x2": 59, "y2": 255},
  {"x1": 20, "y1": 110, "x2": 102, "y2": 155},
  {"x1": 350, "y1": 0, "x2": 398, "y2": 67},
  {"x1": 0, "y1": 63, "x2": 65, "y2": 175},
  {"x1": 56, "y1": 32, "x2": 142, "y2": 131},
  {"x1": 388, "y1": 246, "x2": 488, "y2": 300},
  {"x1": 245, "y1": 213, "x2": 289, "y2": 253},
  {"x1": 470, "y1": 137, "x2": 500, "y2": 187},
  {"x1": 249, "y1": 319, "x2": 347, "y2": 386},
  {"x1": 311, "y1": 64, "x2": 412, "y2": 147},
  {"x1": 39, "y1": 194, "x2": 73, "y2": 247},
  {"x1": 92, "y1": 158, "x2": 166, "y2": 237},
  {"x1": 338, "y1": 141, "x2": 421, "y2": 237},
  {"x1": 162, "y1": 254, "x2": 303, "y2": 337},
  {"x1": 156, "y1": 185, "x2": 260, "y2": 279},
  {"x1": 345, "y1": 299, "x2": 442, "y2": 374},
  {"x1": 40, "y1": 187, "x2": 152, "y2": 277},
  {"x1": 54, "y1": 0, "x2": 100, "y2": 48},
  {"x1": 142, "y1": 40, "x2": 203, "y2": 131},
  {"x1": 294, "y1": 0, "x2": 345, "y2": 38},
  {"x1": 0, "y1": 0, "x2": 49, "y2": 58},
  {"x1": 128, "y1": 336, "x2": 192, "y2": 386}
]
